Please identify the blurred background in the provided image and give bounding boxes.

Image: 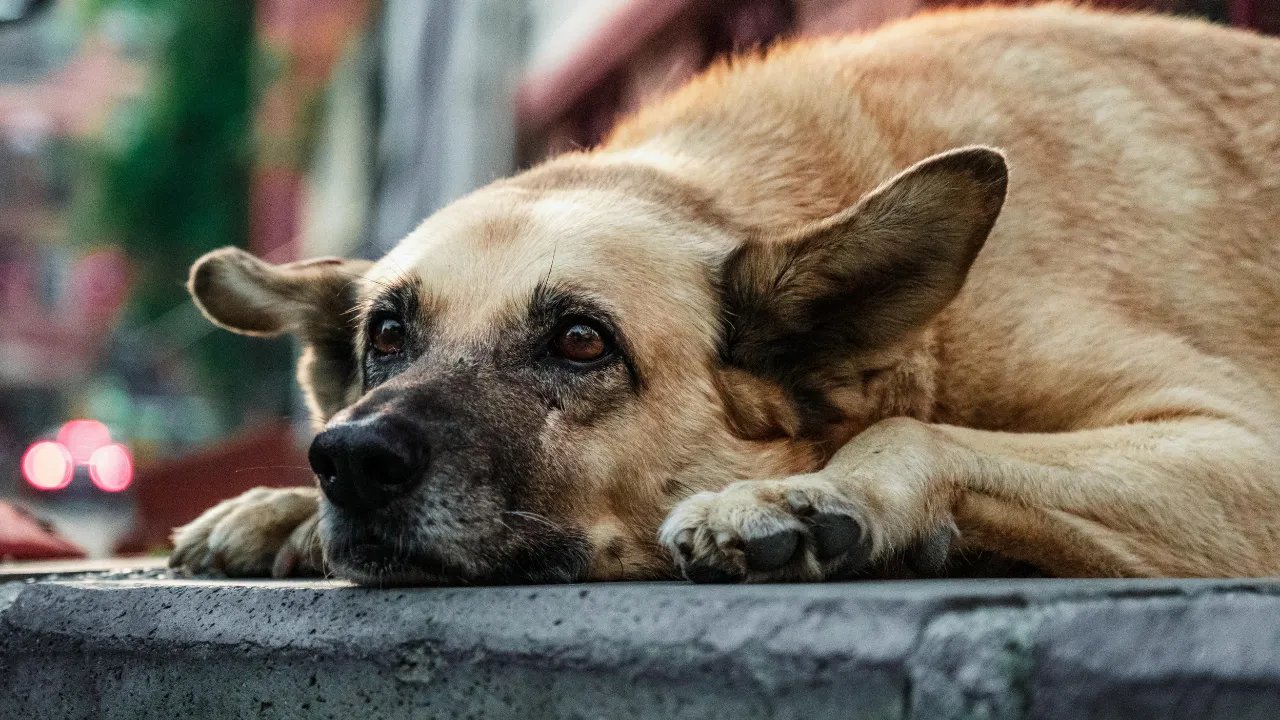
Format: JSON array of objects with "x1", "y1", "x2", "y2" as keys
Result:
[{"x1": 0, "y1": 0, "x2": 1274, "y2": 562}]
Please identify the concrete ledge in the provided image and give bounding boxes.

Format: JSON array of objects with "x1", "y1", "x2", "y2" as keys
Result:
[{"x1": 3, "y1": 574, "x2": 1280, "y2": 719}]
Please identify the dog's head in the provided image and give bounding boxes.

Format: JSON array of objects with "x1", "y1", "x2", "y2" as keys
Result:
[{"x1": 188, "y1": 147, "x2": 1006, "y2": 584}]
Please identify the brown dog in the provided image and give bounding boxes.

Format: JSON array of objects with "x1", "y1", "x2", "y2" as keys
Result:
[{"x1": 169, "y1": 5, "x2": 1280, "y2": 584}]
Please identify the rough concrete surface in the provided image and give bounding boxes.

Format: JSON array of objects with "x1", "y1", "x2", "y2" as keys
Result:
[{"x1": 2, "y1": 573, "x2": 1280, "y2": 719}]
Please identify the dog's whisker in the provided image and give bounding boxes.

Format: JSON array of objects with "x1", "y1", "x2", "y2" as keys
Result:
[
  {"x1": 502, "y1": 510, "x2": 565, "y2": 533},
  {"x1": 233, "y1": 465, "x2": 314, "y2": 474},
  {"x1": 611, "y1": 543, "x2": 626, "y2": 578},
  {"x1": 542, "y1": 240, "x2": 559, "y2": 287},
  {"x1": 666, "y1": 478, "x2": 696, "y2": 497}
]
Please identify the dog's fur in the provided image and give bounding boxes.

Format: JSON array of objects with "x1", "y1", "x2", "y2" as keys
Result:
[{"x1": 170, "y1": 5, "x2": 1280, "y2": 583}]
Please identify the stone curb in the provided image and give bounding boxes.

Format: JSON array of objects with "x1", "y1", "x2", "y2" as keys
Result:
[{"x1": 2, "y1": 576, "x2": 1279, "y2": 719}]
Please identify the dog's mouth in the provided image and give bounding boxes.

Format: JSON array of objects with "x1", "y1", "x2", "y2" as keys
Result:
[
  {"x1": 322, "y1": 520, "x2": 488, "y2": 586},
  {"x1": 334, "y1": 539, "x2": 470, "y2": 586},
  {"x1": 320, "y1": 507, "x2": 592, "y2": 586}
]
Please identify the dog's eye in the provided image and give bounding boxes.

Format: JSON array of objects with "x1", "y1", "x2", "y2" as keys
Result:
[
  {"x1": 370, "y1": 317, "x2": 406, "y2": 356},
  {"x1": 553, "y1": 321, "x2": 610, "y2": 364}
]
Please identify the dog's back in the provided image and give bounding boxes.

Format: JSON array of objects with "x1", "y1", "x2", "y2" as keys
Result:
[{"x1": 606, "y1": 4, "x2": 1280, "y2": 432}]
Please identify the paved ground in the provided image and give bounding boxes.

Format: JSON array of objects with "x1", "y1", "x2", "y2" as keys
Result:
[{"x1": 3, "y1": 569, "x2": 1280, "y2": 719}]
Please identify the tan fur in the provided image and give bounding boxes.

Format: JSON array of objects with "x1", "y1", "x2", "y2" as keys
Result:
[
  {"x1": 174, "y1": 5, "x2": 1280, "y2": 582},
  {"x1": 169, "y1": 486, "x2": 323, "y2": 578}
]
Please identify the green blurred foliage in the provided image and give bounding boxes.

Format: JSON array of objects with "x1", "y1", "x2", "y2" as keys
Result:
[{"x1": 73, "y1": 0, "x2": 292, "y2": 429}]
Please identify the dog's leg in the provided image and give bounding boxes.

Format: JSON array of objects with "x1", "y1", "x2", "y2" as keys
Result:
[
  {"x1": 169, "y1": 486, "x2": 325, "y2": 578},
  {"x1": 661, "y1": 415, "x2": 1280, "y2": 581}
]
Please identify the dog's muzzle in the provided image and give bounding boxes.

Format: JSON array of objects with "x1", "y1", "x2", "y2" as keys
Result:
[{"x1": 304, "y1": 370, "x2": 591, "y2": 585}]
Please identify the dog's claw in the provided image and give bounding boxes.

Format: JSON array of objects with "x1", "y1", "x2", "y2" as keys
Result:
[
  {"x1": 744, "y1": 530, "x2": 799, "y2": 571},
  {"x1": 785, "y1": 489, "x2": 814, "y2": 515},
  {"x1": 673, "y1": 529, "x2": 696, "y2": 560}
]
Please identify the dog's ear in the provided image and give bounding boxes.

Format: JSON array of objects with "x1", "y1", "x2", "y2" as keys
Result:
[
  {"x1": 721, "y1": 146, "x2": 1007, "y2": 383},
  {"x1": 188, "y1": 247, "x2": 371, "y2": 337},
  {"x1": 189, "y1": 247, "x2": 373, "y2": 423}
]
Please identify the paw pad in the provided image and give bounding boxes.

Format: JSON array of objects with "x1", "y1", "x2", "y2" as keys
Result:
[{"x1": 743, "y1": 530, "x2": 799, "y2": 572}]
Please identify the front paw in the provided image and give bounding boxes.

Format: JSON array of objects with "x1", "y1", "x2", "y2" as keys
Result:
[
  {"x1": 659, "y1": 476, "x2": 955, "y2": 583},
  {"x1": 169, "y1": 486, "x2": 324, "y2": 578},
  {"x1": 659, "y1": 477, "x2": 880, "y2": 582}
]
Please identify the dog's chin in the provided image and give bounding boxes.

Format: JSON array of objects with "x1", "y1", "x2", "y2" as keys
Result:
[
  {"x1": 328, "y1": 542, "x2": 474, "y2": 586},
  {"x1": 321, "y1": 521, "x2": 593, "y2": 587},
  {"x1": 322, "y1": 528, "x2": 494, "y2": 586}
]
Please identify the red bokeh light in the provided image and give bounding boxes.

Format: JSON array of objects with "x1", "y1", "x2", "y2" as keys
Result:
[
  {"x1": 22, "y1": 441, "x2": 74, "y2": 491},
  {"x1": 21, "y1": 420, "x2": 133, "y2": 494},
  {"x1": 88, "y1": 443, "x2": 134, "y2": 493},
  {"x1": 56, "y1": 419, "x2": 112, "y2": 463}
]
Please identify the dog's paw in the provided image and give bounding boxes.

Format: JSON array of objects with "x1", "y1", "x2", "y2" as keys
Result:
[
  {"x1": 659, "y1": 476, "x2": 955, "y2": 583},
  {"x1": 659, "y1": 477, "x2": 879, "y2": 582},
  {"x1": 169, "y1": 486, "x2": 324, "y2": 578}
]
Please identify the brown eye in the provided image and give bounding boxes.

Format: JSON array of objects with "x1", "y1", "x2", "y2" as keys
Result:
[
  {"x1": 554, "y1": 322, "x2": 608, "y2": 363},
  {"x1": 370, "y1": 317, "x2": 405, "y2": 356}
]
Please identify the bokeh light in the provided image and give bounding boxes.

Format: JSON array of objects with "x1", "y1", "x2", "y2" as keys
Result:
[
  {"x1": 56, "y1": 419, "x2": 113, "y2": 463},
  {"x1": 21, "y1": 441, "x2": 75, "y2": 491},
  {"x1": 88, "y1": 443, "x2": 134, "y2": 493}
]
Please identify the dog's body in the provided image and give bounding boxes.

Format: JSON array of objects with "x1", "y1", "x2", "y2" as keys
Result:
[{"x1": 171, "y1": 5, "x2": 1280, "y2": 583}]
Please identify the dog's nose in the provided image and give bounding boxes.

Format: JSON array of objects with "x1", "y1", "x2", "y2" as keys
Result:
[{"x1": 308, "y1": 420, "x2": 426, "y2": 513}]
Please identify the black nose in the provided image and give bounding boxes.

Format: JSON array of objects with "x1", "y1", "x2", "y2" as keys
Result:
[{"x1": 308, "y1": 419, "x2": 426, "y2": 513}]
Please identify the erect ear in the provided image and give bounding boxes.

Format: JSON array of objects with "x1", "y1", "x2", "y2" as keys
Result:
[
  {"x1": 721, "y1": 146, "x2": 1007, "y2": 381},
  {"x1": 188, "y1": 247, "x2": 374, "y2": 423}
]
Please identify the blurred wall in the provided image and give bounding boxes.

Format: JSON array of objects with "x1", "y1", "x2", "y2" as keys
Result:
[
  {"x1": 366, "y1": 0, "x2": 526, "y2": 254},
  {"x1": 516, "y1": 0, "x2": 1274, "y2": 163}
]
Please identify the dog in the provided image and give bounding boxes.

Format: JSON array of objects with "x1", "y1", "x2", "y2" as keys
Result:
[{"x1": 169, "y1": 4, "x2": 1280, "y2": 584}]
